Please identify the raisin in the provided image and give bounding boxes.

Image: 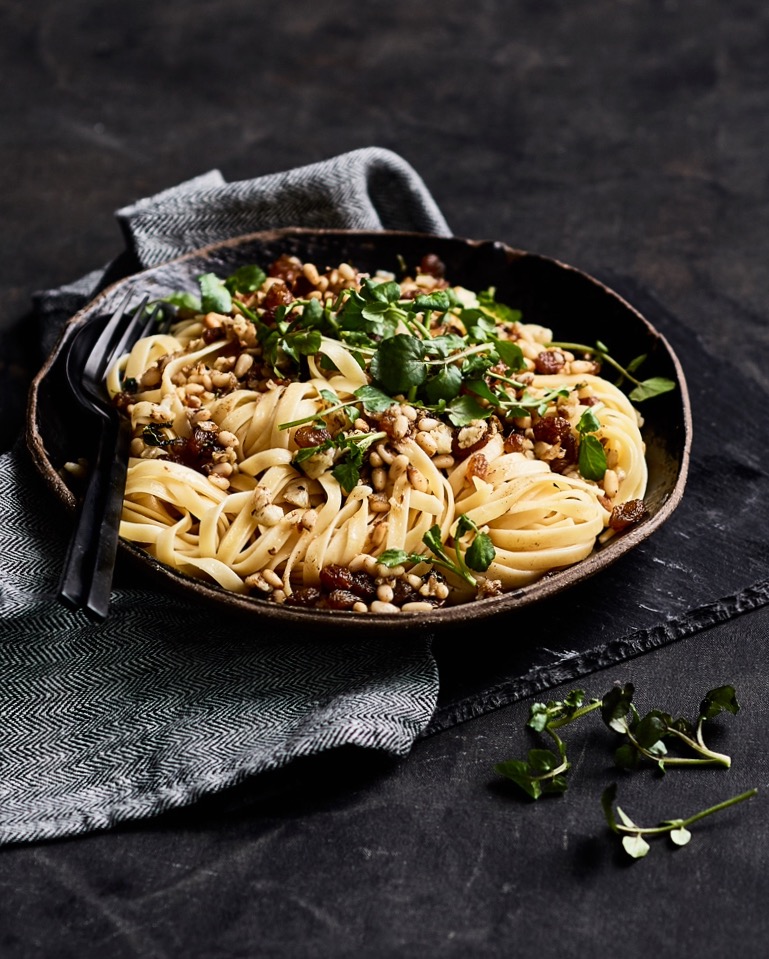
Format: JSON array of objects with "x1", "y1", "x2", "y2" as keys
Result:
[
  {"x1": 262, "y1": 280, "x2": 294, "y2": 321},
  {"x1": 532, "y1": 415, "x2": 571, "y2": 446},
  {"x1": 320, "y1": 565, "x2": 376, "y2": 600},
  {"x1": 391, "y1": 579, "x2": 419, "y2": 606},
  {"x1": 268, "y1": 254, "x2": 303, "y2": 286},
  {"x1": 419, "y1": 253, "x2": 446, "y2": 278},
  {"x1": 326, "y1": 589, "x2": 360, "y2": 610},
  {"x1": 283, "y1": 586, "x2": 322, "y2": 607},
  {"x1": 349, "y1": 571, "x2": 377, "y2": 601},
  {"x1": 503, "y1": 431, "x2": 527, "y2": 453},
  {"x1": 534, "y1": 349, "x2": 566, "y2": 375},
  {"x1": 532, "y1": 415, "x2": 577, "y2": 472},
  {"x1": 465, "y1": 452, "x2": 489, "y2": 480},
  {"x1": 294, "y1": 425, "x2": 331, "y2": 448},
  {"x1": 609, "y1": 499, "x2": 646, "y2": 531},
  {"x1": 320, "y1": 565, "x2": 353, "y2": 592}
]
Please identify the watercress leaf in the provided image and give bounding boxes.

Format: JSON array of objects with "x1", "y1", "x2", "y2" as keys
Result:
[
  {"x1": 527, "y1": 703, "x2": 550, "y2": 733},
  {"x1": 542, "y1": 775, "x2": 569, "y2": 796},
  {"x1": 614, "y1": 743, "x2": 640, "y2": 770},
  {"x1": 423, "y1": 365, "x2": 463, "y2": 403},
  {"x1": 494, "y1": 760, "x2": 542, "y2": 800},
  {"x1": 163, "y1": 291, "x2": 202, "y2": 313},
  {"x1": 527, "y1": 749, "x2": 561, "y2": 774},
  {"x1": 363, "y1": 278, "x2": 402, "y2": 304},
  {"x1": 563, "y1": 690, "x2": 586, "y2": 710},
  {"x1": 629, "y1": 377, "x2": 676, "y2": 402},
  {"x1": 578, "y1": 433, "x2": 607, "y2": 481},
  {"x1": 465, "y1": 530, "x2": 496, "y2": 572},
  {"x1": 622, "y1": 834, "x2": 651, "y2": 859},
  {"x1": 494, "y1": 339, "x2": 525, "y2": 372},
  {"x1": 625, "y1": 353, "x2": 648, "y2": 375},
  {"x1": 378, "y1": 548, "x2": 422, "y2": 567},
  {"x1": 341, "y1": 329, "x2": 378, "y2": 349},
  {"x1": 446, "y1": 395, "x2": 492, "y2": 426},
  {"x1": 225, "y1": 264, "x2": 267, "y2": 293},
  {"x1": 634, "y1": 711, "x2": 669, "y2": 750},
  {"x1": 354, "y1": 384, "x2": 396, "y2": 412},
  {"x1": 424, "y1": 334, "x2": 466, "y2": 358},
  {"x1": 370, "y1": 335, "x2": 427, "y2": 394},
  {"x1": 466, "y1": 378, "x2": 502, "y2": 406},
  {"x1": 333, "y1": 458, "x2": 362, "y2": 493},
  {"x1": 299, "y1": 297, "x2": 324, "y2": 328},
  {"x1": 455, "y1": 514, "x2": 478, "y2": 539},
  {"x1": 422, "y1": 524, "x2": 450, "y2": 562},
  {"x1": 601, "y1": 682, "x2": 635, "y2": 732},
  {"x1": 615, "y1": 805, "x2": 637, "y2": 829},
  {"x1": 577, "y1": 407, "x2": 602, "y2": 435},
  {"x1": 413, "y1": 290, "x2": 452, "y2": 311},
  {"x1": 478, "y1": 289, "x2": 523, "y2": 325},
  {"x1": 361, "y1": 300, "x2": 392, "y2": 320},
  {"x1": 699, "y1": 685, "x2": 740, "y2": 721},
  {"x1": 461, "y1": 352, "x2": 496, "y2": 379},
  {"x1": 669, "y1": 826, "x2": 692, "y2": 847},
  {"x1": 288, "y1": 329, "x2": 322, "y2": 355},
  {"x1": 199, "y1": 272, "x2": 232, "y2": 314},
  {"x1": 466, "y1": 314, "x2": 498, "y2": 343}
]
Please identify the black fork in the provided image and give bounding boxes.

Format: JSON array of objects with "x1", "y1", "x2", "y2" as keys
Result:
[{"x1": 58, "y1": 295, "x2": 165, "y2": 619}]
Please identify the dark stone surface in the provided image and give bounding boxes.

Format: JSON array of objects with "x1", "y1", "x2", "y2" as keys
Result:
[{"x1": 2, "y1": 1, "x2": 769, "y2": 956}]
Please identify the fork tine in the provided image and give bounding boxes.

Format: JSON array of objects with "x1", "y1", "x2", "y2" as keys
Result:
[
  {"x1": 109, "y1": 297, "x2": 160, "y2": 364},
  {"x1": 82, "y1": 293, "x2": 145, "y2": 384}
]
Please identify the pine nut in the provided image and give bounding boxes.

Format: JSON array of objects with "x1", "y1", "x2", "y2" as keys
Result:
[
  {"x1": 417, "y1": 417, "x2": 439, "y2": 431},
  {"x1": 377, "y1": 584, "x2": 394, "y2": 603},
  {"x1": 234, "y1": 353, "x2": 254, "y2": 378},
  {"x1": 415, "y1": 431, "x2": 437, "y2": 457},
  {"x1": 603, "y1": 469, "x2": 619, "y2": 498},
  {"x1": 372, "y1": 468, "x2": 387, "y2": 491},
  {"x1": 370, "y1": 600, "x2": 400, "y2": 614},
  {"x1": 262, "y1": 568, "x2": 284, "y2": 589},
  {"x1": 303, "y1": 262, "x2": 320, "y2": 285}
]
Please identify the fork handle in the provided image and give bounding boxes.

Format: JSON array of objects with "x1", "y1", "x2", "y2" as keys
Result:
[
  {"x1": 58, "y1": 414, "x2": 126, "y2": 620},
  {"x1": 83, "y1": 418, "x2": 132, "y2": 619}
]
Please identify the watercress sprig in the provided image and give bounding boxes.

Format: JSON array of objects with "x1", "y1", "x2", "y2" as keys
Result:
[
  {"x1": 607, "y1": 682, "x2": 739, "y2": 771},
  {"x1": 495, "y1": 683, "x2": 741, "y2": 801},
  {"x1": 378, "y1": 514, "x2": 496, "y2": 588},
  {"x1": 495, "y1": 690, "x2": 602, "y2": 798},
  {"x1": 601, "y1": 783, "x2": 758, "y2": 859},
  {"x1": 548, "y1": 339, "x2": 675, "y2": 402}
]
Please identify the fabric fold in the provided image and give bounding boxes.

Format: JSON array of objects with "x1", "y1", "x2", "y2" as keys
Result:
[{"x1": 0, "y1": 148, "x2": 445, "y2": 845}]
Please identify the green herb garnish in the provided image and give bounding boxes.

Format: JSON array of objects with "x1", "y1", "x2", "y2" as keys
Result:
[
  {"x1": 549, "y1": 339, "x2": 675, "y2": 402},
  {"x1": 601, "y1": 783, "x2": 758, "y2": 859},
  {"x1": 495, "y1": 683, "x2": 741, "y2": 800},
  {"x1": 379, "y1": 514, "x2": 496, "y2": 588}
]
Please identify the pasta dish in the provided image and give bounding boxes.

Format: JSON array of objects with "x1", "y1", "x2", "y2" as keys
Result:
[{"x1": 106, "y1": 252, "x2": 659, "y2": 614}]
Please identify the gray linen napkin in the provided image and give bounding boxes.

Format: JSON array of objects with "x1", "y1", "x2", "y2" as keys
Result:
[{"x1": 0, "y1": 147, "x2": 448, "y2": 845}]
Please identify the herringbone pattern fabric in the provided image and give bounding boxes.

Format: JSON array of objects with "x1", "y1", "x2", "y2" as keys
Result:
[{"x1": 0, "y1": 148, "x2": 445, "y2": 844}]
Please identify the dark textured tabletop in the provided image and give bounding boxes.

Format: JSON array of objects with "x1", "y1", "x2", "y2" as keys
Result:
[{"x1": 2, "y1": 2, "x2": 769, "y2": 956}]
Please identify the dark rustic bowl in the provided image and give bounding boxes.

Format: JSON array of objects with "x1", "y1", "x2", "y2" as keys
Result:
[{"x1": 27, "y1": 229, "x2": 691, "y2": 630}]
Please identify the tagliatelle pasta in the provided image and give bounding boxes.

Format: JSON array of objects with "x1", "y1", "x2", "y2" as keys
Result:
[{"x1": 106, "y1": 253, "x2": 651, "y2": 613}]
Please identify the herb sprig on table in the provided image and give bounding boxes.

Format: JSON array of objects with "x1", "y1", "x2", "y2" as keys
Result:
[{"x1": 494, "y1": 682, "x2": 757, "y2": 858}]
